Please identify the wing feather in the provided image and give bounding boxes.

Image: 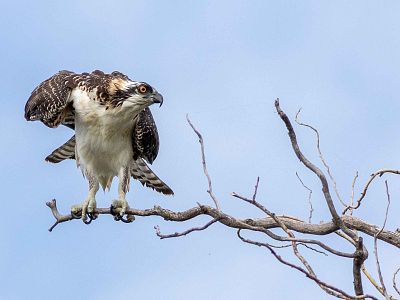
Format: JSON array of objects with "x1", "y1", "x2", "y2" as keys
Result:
[
  {"x1": 130, "y1": 158, "x2": 174, "y2": 195},
  {"x1": 25, "y1": 70, "x2": 135, "y2": 128},
  {"x1": 132, "y1": 108, "x2": 159, "y2": 164},
  {"x1": 24, "y1": 70, "x2": 77, "y2": 128},
  {"x1": 46, "y1": 135, "x2": 174, "y2": 195},
  {"x1": 45, "y1": 135, "x2": 76, "y2": 163}
]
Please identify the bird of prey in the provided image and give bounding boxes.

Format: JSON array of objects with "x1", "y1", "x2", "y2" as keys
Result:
[{"x1": 25, "y1": 70, "x2": 173, "y2": 222}]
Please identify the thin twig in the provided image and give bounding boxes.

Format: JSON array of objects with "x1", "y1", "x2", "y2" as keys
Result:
[
  {"x1": 296, "y1": 172, "x2": 314, "y2": 223},
  {"x1": 299, "y1": 243, "x2": 328, "y2": 256},
  {"x1": 252, "y1": 176, "x2": 260, "y2": 202},
  {"x1": 237, "y1": 230, "x2": 378, "y2": 300},
  {"x1": 373, "y1": 180, "x2": 392, "y2": 299},
  {"x1": 295, "y1": 109, "x2": 346, "y2": 208},
  {"x1": 362, "y1": 265, "x2": 388, "y2": 298},
  {"x1": 46, "y1": 199, "x2": 78, "y2": 232},
  {"x1": 348, "y1": 172, "x2": 359, "y2": 216},
  {"x1": 154, "y1": 217, "x2": 221, "y2": 239},
  {"x1": 276, "y1": 100, "x2": 366, "y2": 295},
  {"x1": 393, "y1": 267, "x2": 400, "y2": 296},
  {"x1": 235, "y1": 177, "x2": 323, "y2": 290},
  {"x1": 275, "y1": 100, "x2": 357, "y2": 241},
  {"x1": 248, "y1": 242, "x2": 328, "y2": 254},
  {"x1": 344, "y1": 169, "x2": 400, "y2": 214},
  {"x1": 186, "y1": 114, "x2": 221, "y2": 211},
  {"x1": 335, "y1": 231, "x2": 356, "y2": 246},
  {"x1": 231, "y1": 192, "x2": 355, "y2": 258}
]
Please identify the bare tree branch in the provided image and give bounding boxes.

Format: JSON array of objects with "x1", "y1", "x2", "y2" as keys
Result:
[
  {"x1": 293, "y1": 112, "x2": 385, "y2": 296},
  {"x1": 232, "y1": 176, "x2": 330, "y2": 295},
  {"x1": 335, "y1": 218, "x2": 388, "y2": 297},
  {"x1": 344, "y1": 169, "x2": 400, "y2": 214},
  {"x1": 353, "y1": 237, "x2": 367, "y2": 296},
  {"x1": 46, "y1": 199, "x2": 78, "y2": 231},
  {"x1": 393, "y1": 267, "x2": 400, "y2": 296},
  {"x1": 154, "y1": 217, "x2": 221, "y2": 239},
  {"x1": 275, "y1": 99, "x2": 357, "y2": 241},
  {"x1": 299, "y1": 243, "x2": 328, "y2": 256},
  {"x1": 252, "y1": 176, "x2": 260, "y2": 202},
  {"x1": 238, "y1": 230, "x2": 378, "y2": 300},
  {"x1": 275, "y1": 99, "x2": 369, "y2": 295},
  {"x1": 372, "y1": 180, "x2": 392, "y2": 299},
  {"x1": 46, "y1": 199, "x2": 400, "y2": 248},
  {"x1": 231, "y1": 192, "x2": 355, "y2": 258},
  {"x1": 45, "y1": 100, "x2": 400, "y2": 299},
  {"x1": 295, "y1": 109, "x2": 347, "y2": 208},
  {"x1": 348, "y1": 172, "x2": 359, "y2": 215},
  {"x1": 296, "y1": 172, "x2": 314, "y2": 223},
  {"x1": 186, "y1": 114, "x2": 221, "y2": 211},
  {"x1": 361, "y1": 265, "x2": 384, "y2": 295}
]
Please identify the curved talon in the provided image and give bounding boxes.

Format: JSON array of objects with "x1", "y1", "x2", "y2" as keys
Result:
[
  {"x1": 110, "y1": 204, "x2": 117, "y2": 216},
  {"x1": 83, "y1": 212, "x2": 97, "y2": 224},
  {"x1": 77, "y1": 196, "x2": 97, "y2": 223},
  {"x1": 110, "y1": 204, "x2": 122, "y2": 221},
  {"x1": 120, "y1": 215, "x2": 135, "y2": 223},
  {"x1": 112, "y1": 214, "x2": 134, "y2": 223},
  {"x1": 87, "y1": 212, "x2": 98, "y2": 221},
  {"x1": 110, "y1": 204, "x2": 134, "y2": 222},
  {"x1": 83, "y1": 217, "x2": 92, "y2": 225}
]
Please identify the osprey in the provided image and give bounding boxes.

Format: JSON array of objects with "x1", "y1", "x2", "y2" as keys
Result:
[{"x1": 25, "y1": 70, "x2": 173, "y2": 222}]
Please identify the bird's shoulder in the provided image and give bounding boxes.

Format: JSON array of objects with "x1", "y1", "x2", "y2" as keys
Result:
[
  {"x1": 25, "y1": 70, "x2": 132, "y2": 127},
  {"x1": 73, "y1": 70, "x2": 133, "y2": 104}
]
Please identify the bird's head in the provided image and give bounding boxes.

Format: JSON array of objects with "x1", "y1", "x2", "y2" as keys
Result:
[{"x1": 114, "y1": 81, "x2": 163, "y2": 110}]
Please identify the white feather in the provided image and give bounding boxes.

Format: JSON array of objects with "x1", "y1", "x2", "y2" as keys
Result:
[{"x1": 71, "y1": 88, "x2": 142, "y2": 188}]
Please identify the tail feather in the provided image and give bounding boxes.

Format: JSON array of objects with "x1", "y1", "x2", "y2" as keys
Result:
[
  {"x1": 131, "y1": 159, "x2": 174, "y2": 195},
  {"x1": 45, "y1": 135, "x2": 174, "y2": 195},
  {"x1": 45, "y1": 135, "x2": 76, "y2": 163}
]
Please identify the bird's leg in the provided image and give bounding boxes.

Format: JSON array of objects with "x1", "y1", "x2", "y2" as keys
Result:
[
  {"x1": 112, "y1": 167, "x2": 134, "y2": 222},
  {"x1": 71, "y1": 173, "x2": 99, "y2": 223}
]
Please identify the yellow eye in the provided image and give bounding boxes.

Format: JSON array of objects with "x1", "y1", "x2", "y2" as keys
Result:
[{"x1": 138, "y1": 85, "x2": 147, "y2": 94}]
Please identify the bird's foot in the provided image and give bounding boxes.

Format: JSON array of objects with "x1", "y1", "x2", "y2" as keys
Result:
[
  {"x1": 71, "y1": 198, "x2": 97, "y2": 224},
  {"x1": 111, "y1": 199, "x2": 134, "y2": 223}
]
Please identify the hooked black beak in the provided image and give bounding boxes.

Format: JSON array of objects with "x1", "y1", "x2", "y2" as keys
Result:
[{"x1": 151, "y1": 92, "x2": 164, "y2": 107}]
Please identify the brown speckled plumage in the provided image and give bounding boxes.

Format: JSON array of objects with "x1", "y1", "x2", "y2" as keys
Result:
[
  {"x1": 133, "y1": 107, "x2": 160, "y2": 164},
  {"x1": 25, "y1": 70, "x2": 173, "y2": 196},
  {"x1": 24, "y1": 70, "x2": 137, "y2": 128}
]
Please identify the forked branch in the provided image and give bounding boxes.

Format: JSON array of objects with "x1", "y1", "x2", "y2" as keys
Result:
[{"x1": 45, "y1": 99, "x2": 400, "y2": 299}]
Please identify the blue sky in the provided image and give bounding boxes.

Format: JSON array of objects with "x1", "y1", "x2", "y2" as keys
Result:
[{"x1": 1, "y1": 1, "x2": 400, "y2": 299}]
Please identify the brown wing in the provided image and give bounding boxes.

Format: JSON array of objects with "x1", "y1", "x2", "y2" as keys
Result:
[
  {"x1": 24, "y1": 70, "x2": 79, "y2": 128},
  {"x1": 24, "y1": 70, "x2": 133, "y2": 128},
  {"x1": 45, "y1": 135, "x2": 76, "y2": 163},
  {"x1": 132, "y1": 107, "x2": 160, "y2": 164}
]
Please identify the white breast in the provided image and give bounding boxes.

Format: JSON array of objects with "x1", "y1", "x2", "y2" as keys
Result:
[{"x1": 71, "y1": 89, "x2": 139, "y2": 181}]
